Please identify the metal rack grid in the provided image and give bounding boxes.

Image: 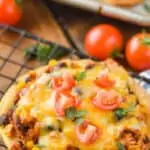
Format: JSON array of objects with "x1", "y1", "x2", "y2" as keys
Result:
[{"x1": 0, "y1": 23, "x2": 90, "y2": 97}]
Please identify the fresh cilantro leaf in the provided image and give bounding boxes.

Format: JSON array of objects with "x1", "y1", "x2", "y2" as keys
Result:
[
  {"x1": 75, "y1": 118, "x2": 85, "y2": 125},
  {"x1": 36, "y1": 44, "x2": 52, "y2": 61},
  {"x1": 65, "y1": 107, "x2": 77, "y2": 120},
  {"x1": 144, "y1": 3, "x2": 150, "y2": 13},
  {"x1": 75, "y1": 71, "x2": 86, "y2": 81},
  {"x1": 141, "y1": 37, "x2": 150, "y2": 45},
  {"x1": 114, "y1": 104, "x2": 135, "y2": 120},
  {"x1": 114, "y1": 108, "x2": 127, "y2": 120},
  {"x1": 75, "y1": 110, "x2": 87, "y2": 118},
  {"x1": 65, "y1": 107, "x2": 87, "y2": 124},
  {"x1": 111, "y1": 49, "x2": 120, "y2": 58},
  {"x1": 24, "y1": 44, "x2": 67, "y2": 62},
  {"x1": 117, "y1": 142, "x2": 126, "y2": 150},
  {"x1": 15, "y1": 0, "x2": 23, "y2": 4}
]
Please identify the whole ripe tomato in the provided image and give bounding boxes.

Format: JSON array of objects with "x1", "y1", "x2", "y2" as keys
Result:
[
  {"x1": 125, "y1": 33, "x2": 150, "y2": 71},
  {"x1": 0, "y1": 0, "x2": 22, "y2": 25},
  {"x1": 84, "y1": 24, "x2": 123, "y2": 60}
]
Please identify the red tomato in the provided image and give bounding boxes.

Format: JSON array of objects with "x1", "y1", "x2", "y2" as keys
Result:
[
  {"x1": 75, "y1": 121, "x2": 100, "y2": 144},
  {"x1": 84, "y1": 24, "x2": 123, "y2": 60},
  {"x1": 55, "y1": 92, "x2": 80, "y2": 117},
  {"x1": 0, "y1": 0, "x2": 22, "y2": 25},
  {"x1": 92, "y1": 91, "x2": 122, "y2": 111},
  {"x1": 52, "y1": 72, "x2": 75, "y2": 92},
  {"x1": 125, "y1": 33, "x2": 150, "y2": 71},
  {"x1": 95, "y1": 74, "x2": 115, "y2": 88}
]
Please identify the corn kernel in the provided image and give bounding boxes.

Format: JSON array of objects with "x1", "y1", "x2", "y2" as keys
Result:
[
  {"x1": 32, "y1": 146, "x2": 40, "y2": 150},
  {"x1": 26, "y1": 141, "x2": 34, "y2": 148},
  {"x1": 16, "y1": 81, "x2": 25, "y2": 91},
  {"x1": 49, "y1": 59, "x2": 57, "y2": 67}
]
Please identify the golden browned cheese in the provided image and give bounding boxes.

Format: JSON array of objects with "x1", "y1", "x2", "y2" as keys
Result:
[{"x1": 0, "y1": 59, "x2": 149, "y2": 150}]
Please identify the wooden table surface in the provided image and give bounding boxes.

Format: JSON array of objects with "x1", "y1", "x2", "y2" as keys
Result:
[{"x1": 0, "y1": 0, "x2": 149, "y2": 148}]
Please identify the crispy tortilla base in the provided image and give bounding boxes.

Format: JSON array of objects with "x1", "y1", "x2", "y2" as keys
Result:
[
  {"x1": 0, "y1": 60, "x2": 149, "y2": 149},
  {"x1": 0, "y1": 66, "x2": 47, "y2": 149}
]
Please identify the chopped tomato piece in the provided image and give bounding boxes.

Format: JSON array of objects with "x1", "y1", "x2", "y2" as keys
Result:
[
  {"x1": 52, "y1": 72, "x2": 75, "y2": 92},
  {"x1": 75, "y1": 121, "x2": 100, "y2": 144},
  {"x1": 55, "y1": 92, "x2": 80, "y2": 117},
  {"x1": 95, "y1": 74, "x2": 115, "y2": 88},
  {"x1": 92, "y1": 91, "x2": 122, "y2": 111}
]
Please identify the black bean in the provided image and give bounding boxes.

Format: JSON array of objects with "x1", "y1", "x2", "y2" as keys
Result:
[
  {"x1": 25, "y1": 76, "x2": 31, "y2": 83},
  {"x1": 54, "y1": 62, "x2": 67, "y2": 70},
  {"x1": 85, "y1": 64, "x2": 95, "y2": 70}
]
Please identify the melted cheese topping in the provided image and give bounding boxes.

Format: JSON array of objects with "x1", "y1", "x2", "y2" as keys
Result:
[{"x1": 6, "y1": 59, "x2": 149, "y2": 150}]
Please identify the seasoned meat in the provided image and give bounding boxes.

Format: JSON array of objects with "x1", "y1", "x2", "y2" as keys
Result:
[
  {"x1": 66, "y1": 145, "x2": 80, "y2": 150},
  {"x1": 12, "y1": 115, "x2": 40, "y2": 143},
  {"x1": 10, "y1": 141, "x2": 26, "y2": 150},
  {"x1": 120, "y1": 129, "x2": 141, "y2": 147}
]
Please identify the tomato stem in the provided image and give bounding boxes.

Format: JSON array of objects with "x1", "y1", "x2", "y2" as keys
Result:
[
  {"x1": 141, "y1": 37, "x2": 150, "y2": 46},
  {"x1": 15, "y1": 0, "x2": 23, "y2": 5}
]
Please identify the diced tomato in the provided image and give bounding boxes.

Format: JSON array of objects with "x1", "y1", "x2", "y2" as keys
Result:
[
  {"x1": 55, "y1": 92, "x2": 80, "y2": 117},
  {"x1": 52, "y1": 72, "x2": 75, "y2": 92},
  {"x1": 92, "y1": 91, "x2": 122, "y2": 111},
  {"x1": 75, "y1": 121, "x2": 100, "y2": 144},
  {"x1": 95, "y1": 74, "x2": 115, "y2": 88}
]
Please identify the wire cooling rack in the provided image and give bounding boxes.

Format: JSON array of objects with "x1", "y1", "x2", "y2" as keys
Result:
[{"x1": 0, "y1": 24, "x2": 78, "y2": 99}]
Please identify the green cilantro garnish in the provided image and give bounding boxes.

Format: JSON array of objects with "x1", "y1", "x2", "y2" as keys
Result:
[
  {"x1": 141, "y1": 37, "x2": 150, "y2": 46},
  {"x1": 144, "y1": 3, "x2": 150, "y2": 13},
  {"x1": 15, "y1": 0, "x2": 23, "y2": 5},
  {"x1": 114, "y1": 108, "x2": 128, "y2": 120},
  {"x1": 65, "y1": 107, "x2": 87, "y2": 125},
  {"x1": 111, "y1": 48, "x2": 123, "y2": 59},
  {"x1": 24, "y1": 44, "x2": 67, "y2": 62},
  {"x1": 117, "y1": 142, "x2": 126, "y2": 150},
  {"x1": 36, "y1": 44, "x2": 53, "y2": 61},
  {"x1": 114, "y1": 104, "x2": 135, "y2": 120},
  {"x1": 75, "y1": 118, "x2": 85, "y2": 125},
  {"x1": 75, "y1": 71, "x2": 86, "y2": 81},
  {"x1": 111, "y1": 49, "x2": 120, "y2": 58}
]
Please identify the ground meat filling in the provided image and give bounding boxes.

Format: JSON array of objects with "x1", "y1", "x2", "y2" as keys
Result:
[
  {"x1": 141, "y1": 136, "x2": 150, "y2": 150},
  {"x1": 66, "y1": 145, "x2": 80, "y2": 150},
  {"x1": 120, "y1": 129, "x2": 141, "y2": 147},
  {"x1": 10, "y1": 141, "x2": 26, "y2": 150},
  {"x1": 12, "y1": 115, "x2": 40, "y2": 143}
]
